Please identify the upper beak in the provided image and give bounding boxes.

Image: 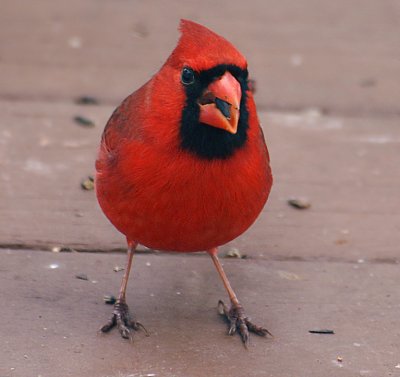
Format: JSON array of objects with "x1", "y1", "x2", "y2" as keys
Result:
[{"x1": 198, "y1": 71, "x2": 241, "y2": 134}]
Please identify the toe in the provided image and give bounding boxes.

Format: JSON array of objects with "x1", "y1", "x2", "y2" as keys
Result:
[
  {"x1": 237, "y1": 319, "x2": 250, "y2": 347},
  {"x1": 245, "y1": 318, "x2": 273, "y2": 337},
  {"x1": 101, "y1": 300, "x2": 147, "y2": 340},
  {"x1": 132, "y1": 321, "x2": 149, "y2": 336},
  {"x1": 100, "y1": 315, "x2": 116, "y2": 333},
  {"x1": 216, "y1": 300, "x2": 271, "y2": 346},
  {"x1": 118, "y1": 323, "x2": 133, "y2": 340}
]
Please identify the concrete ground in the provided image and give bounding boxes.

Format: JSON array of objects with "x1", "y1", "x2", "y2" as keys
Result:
[{"x1": 1, "y1": 1, "x2": 399, "y2": 376}]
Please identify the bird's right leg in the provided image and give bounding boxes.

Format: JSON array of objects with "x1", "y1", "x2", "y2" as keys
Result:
[{"x1": 100, "y1": 240, "x2": 147, "y2": 340}]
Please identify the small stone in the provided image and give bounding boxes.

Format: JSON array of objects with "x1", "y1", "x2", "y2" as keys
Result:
[
  {"x1": 74, "y1": 115, "x2": 95, "y2": 128},
  {"x1": 75, "y1": 273, "x2": 88, "y2": 281},
  {"x1": 75, "y1": 96, "x2": 99, "y2": 105},
  {"x1": 113, "y1": 266, "x2": 124, "y2": 272},
  {"x1": 225, "y1": 248, "x2": 246, "y2": 259},
  {"x1": 288, "y1": 198, "x2": 311, "y2": 209},
  {"x1": 81, "y1": 176, "x2": 94, "y2": 190},
  {"x1": 337, "y1": 356, "x2": 343, "y2": 363},
  {"x1": 104, "y1": 295, "x2": 116, "y2": 305}
]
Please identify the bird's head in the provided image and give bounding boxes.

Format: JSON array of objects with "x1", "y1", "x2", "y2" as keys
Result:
[{"x1": 153, "y1": 20, "x2": 252, "y2": 160}]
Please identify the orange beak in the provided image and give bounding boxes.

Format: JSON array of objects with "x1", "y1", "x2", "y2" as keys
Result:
[{"x1": 198, "y1": 71, "x2": 241, "y2": 134}]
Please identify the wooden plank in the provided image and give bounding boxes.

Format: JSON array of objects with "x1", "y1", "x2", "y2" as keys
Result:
[
  {"x1": 0, "y1": 0, "x2": 399, "y2": 115},
  {"x1": 1, "y1": 100, "x2": 399, "y2": 261}
]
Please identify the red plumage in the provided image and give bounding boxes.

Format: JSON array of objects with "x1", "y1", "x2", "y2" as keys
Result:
[
  {"x1": 96, "y1": 20, "x2": 272, "y2": 252},
  {"x1": 96, "y1": 20, "x2": 273, "y2": 345}
]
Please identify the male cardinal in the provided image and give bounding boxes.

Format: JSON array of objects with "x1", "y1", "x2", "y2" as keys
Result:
[{"x1": 96, "y1": 20, "x2": 273, "y2": 346}]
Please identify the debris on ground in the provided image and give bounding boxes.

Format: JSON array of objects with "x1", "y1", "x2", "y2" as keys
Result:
[
  {"x1": 288, "y1": 197, "x2": 311, "y2": 209},
  {"x1": 73, "y1": 115, "x2": 95, "y2": 127},
  {"x1": 337, "y1": 356, "x2": 343, "y2": 363},
  {"x1": 224, "y1": 248, "x2": 247, "y2": 259},
  {"x1": 52, "y1": 246, "x2": 76, "y2": 253},
  {"x1": 103, "y1": 295, "x2": 116, "y2": 305},
  {"x1": 75, "y1": 273, "x2": 88, "y2": 281},
  {"x1": 81, "y1": 176, "x2": 94, "y2": 191},
  {"x1": 75, "y1": 96, "x2": 99, "y2": 105},
  {"x1": 309, "y1": 329, "x2": 335, "y2": 334},
  {"x1": 113, "y1": 266, "x2": 125, "y2": 272}
]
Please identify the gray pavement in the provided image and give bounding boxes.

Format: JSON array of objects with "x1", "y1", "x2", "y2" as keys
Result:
[
  {"x1": 2, "y1": 249, "x2": 400, "y2": 377},
  {"x1": 0, "y1": 1, "x2": 400, "y2": 376}
]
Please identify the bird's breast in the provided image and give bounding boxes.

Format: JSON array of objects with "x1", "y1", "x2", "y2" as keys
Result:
[{"x1": 96, "y1": 140, "x2": 271, "y2": 252}]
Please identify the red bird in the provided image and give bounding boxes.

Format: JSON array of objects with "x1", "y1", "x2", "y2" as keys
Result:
[{"x1": 96, "y1": 20, "x2": 273, "y2": 346}]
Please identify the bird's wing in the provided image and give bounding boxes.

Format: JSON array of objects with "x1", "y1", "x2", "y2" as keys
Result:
[
  {"x1": 101, "y1": 97, "x2": 138, "y2": 153},
  {"x1": 96, "y1": 83, "x2": 152, "y2": 177}
]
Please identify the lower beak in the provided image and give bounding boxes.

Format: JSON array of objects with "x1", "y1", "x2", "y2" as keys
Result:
[{"x1": 198, "y1": 71, "x2": 241, "y2": 134}]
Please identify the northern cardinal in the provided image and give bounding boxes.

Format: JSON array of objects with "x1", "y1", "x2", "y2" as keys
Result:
[{"x1": 96, "y1": 20, "x2": 273, "y2": 346}]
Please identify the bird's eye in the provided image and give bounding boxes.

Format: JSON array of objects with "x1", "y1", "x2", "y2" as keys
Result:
[{"x1": 181, "y1": 67, "x2": 195, "y2": 85}]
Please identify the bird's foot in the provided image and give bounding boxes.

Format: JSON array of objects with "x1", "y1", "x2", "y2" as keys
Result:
[
  {"x1": 218, "y1": 300, "x2": 272, "y2": 347},
  {"x1": 100, "y1": 299, "x2": 148, "y2": 340}
]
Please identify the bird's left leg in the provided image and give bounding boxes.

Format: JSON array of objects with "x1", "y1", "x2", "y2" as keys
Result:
[
  {"x1": 208, "y1": 247, "x2": 271, "y2": 347},
  {"x1": 100, "y1": 240, "x2": 147, "y2": 340}
]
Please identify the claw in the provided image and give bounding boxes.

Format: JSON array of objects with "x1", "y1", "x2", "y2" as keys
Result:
[
  {"x1": 100, "y1": 299, "x2": 147, "y2": 340},
  {"x1": 217, "y1": 300, "x2": 271, "y2": 347},
  {"x1": 245, "y1": 318, "x2": 273, "y2": 337},
  {"x1": 133, "y1": 321, "x2": 150, "y2": 337},
  {"x1": 100, "y1": 314, "x2": 116, "y2": 333},
  {"x1": 228, "y1": 322, "x2": 237, "y2": 335}
]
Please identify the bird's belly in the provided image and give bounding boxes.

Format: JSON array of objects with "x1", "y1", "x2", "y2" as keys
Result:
[
  {"x1": 96, "y1": 151, "x2": 271, "y2": 252},
  {"x1": 111, "y1": 188, "x2": 265, "y2": 251}
]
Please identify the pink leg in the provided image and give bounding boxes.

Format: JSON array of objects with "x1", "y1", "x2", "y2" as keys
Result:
[
  {"x1": 208, "y1": 247, "x2": 272, "y2": 347},
  {"x1": 100, "y1": 240, "x2": 148, "y2": 340}
]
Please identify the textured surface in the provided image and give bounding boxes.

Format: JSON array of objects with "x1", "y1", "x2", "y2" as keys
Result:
[
  {"x1": 0, "y1": 0, "x2": 399, "y2": 376},
  {"x1": 1, "y1": 249, "x2": 400, "y2": 377},
  {"x1": 1, "y1": 0, "x2": 399, "y2": 115},
  {"x1": 1, "y1": 101, "x2": 399, "y2": 263}
]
